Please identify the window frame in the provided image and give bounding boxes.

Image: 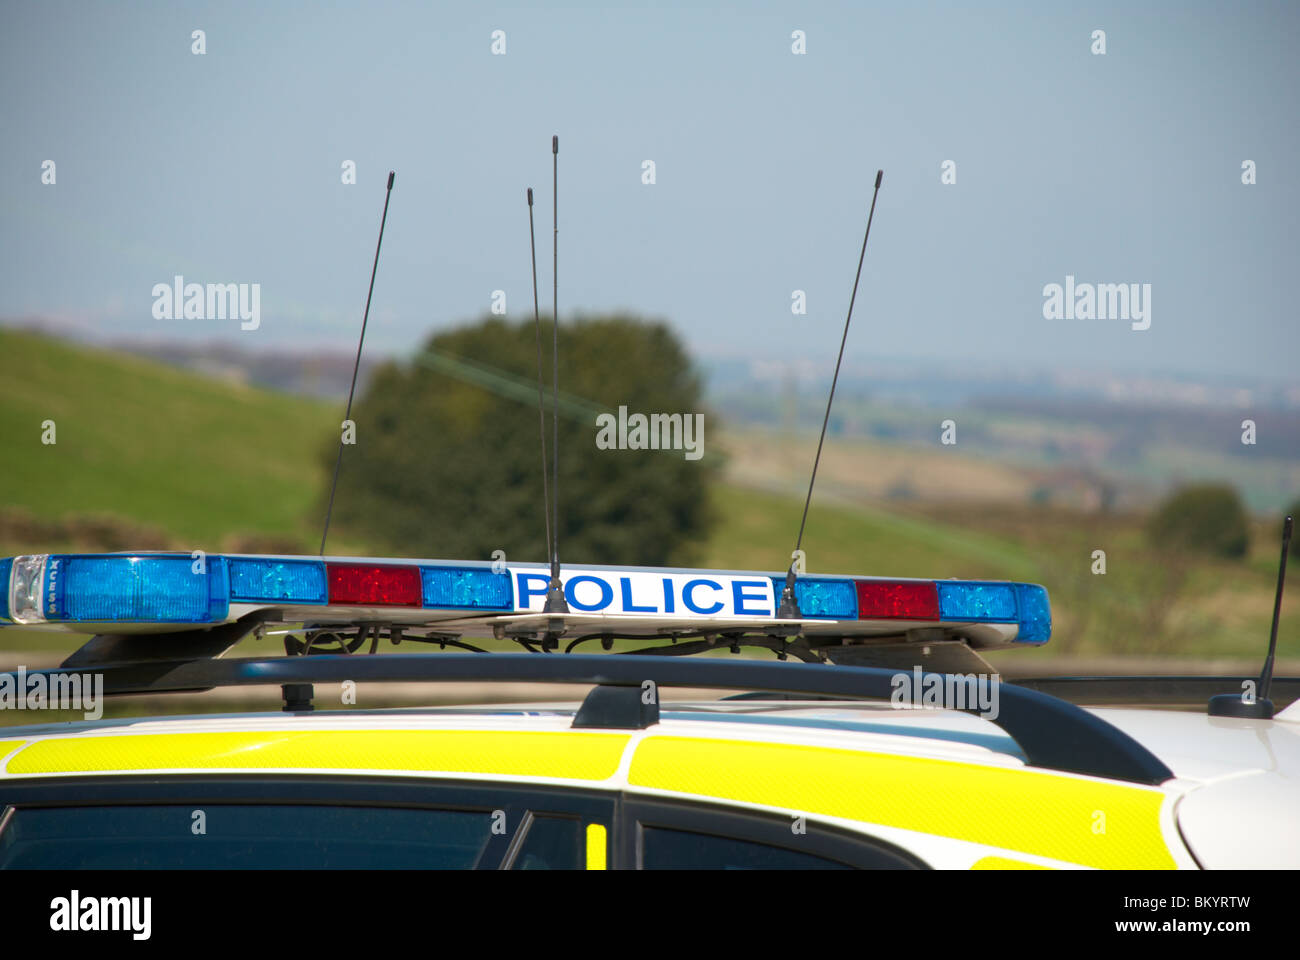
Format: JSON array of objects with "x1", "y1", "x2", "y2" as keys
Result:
[{"x1": 620, "y1": 795, "x2": 931, "y2": 870}]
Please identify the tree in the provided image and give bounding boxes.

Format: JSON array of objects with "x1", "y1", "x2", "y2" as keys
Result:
[
  {"x1": 1147, "y1": 484, "x2": 1250, "y2": 559},
  {"x1": 321, "y1": 314, "x2": 718, "y2": 566}
]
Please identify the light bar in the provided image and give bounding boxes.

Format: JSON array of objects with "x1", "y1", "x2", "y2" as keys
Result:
[
  {"x1": 421, "y1": 566, "x2": 513, "y2": 611},
  {"x1": 327, "y1": 563, "x2": 421, "y2": 607},
  {"x1": 0, "y1": 552, "x2": 1051, "y2": 645},
  {"x1": 229, "y1": 558, "x2": 327, "y2": 605}
]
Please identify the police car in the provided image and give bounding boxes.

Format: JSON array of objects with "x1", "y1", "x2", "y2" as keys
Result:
[{"x1": 2, "y1": 550, "x2": 1297, "y2": 869}]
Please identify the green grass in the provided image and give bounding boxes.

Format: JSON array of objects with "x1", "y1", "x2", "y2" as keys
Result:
[{"x1": 0, "y1": 329, "x2": 334, "y2": 550}]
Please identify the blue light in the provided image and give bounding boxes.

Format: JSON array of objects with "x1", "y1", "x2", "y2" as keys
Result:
[
  {"x1": 421, "y1": 566, "x2": 513, "y2": 610},
  {"x1": 229, "y1": 558, "x2": 327, "y2": 604},
  {"x1": 55, "y1": 555, "x2": 229, "y2": 623},
  {"x1": 1014, "y1": 583, "x2": 1052, "y2": 644},
  {"x1": 936, "y1": 581, "x2": 1018, "y2": 622},
  {"x1": 768, "y1": 577, "x2": 857, "y2": 619},
  {"x1": 0, "y1": 557, "x2": 11, "y2": 621}
]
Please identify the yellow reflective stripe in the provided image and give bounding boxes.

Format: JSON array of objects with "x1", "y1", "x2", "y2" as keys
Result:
[
  {"x1": 628, "y1": 736, "x2": 1175, "y2": 870},
  {"x1": 586, "y1": 823, "x2": 607, "y2": 870},
  {"x1": 971, "y1": 856, "x2": 1051, "y2": 870},
  {"x1": 7, "y1": 730, "x2": 628, "y2": 781},
  {"x1": 0, "y1": 741, "x2": 25, "y2": 765}
]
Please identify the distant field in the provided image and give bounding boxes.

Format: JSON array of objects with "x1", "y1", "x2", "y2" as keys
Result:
[
  {"x1": 716, "y1": 395, "x2": 1300, "y2": 513},
  {"x1": 720, "y1": 428, "x2": 1041, "y2": 507},
  {"x1": 0, "y1": 331, "x2": 1295, "y2": 664}
]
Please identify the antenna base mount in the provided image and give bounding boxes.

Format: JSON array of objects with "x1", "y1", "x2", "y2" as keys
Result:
[
  {"x1": 543, "y1": 578, "x2": 570, "y2": 614},
  {"x1": 775, "y1": 566, "x2": 802, "y2": 620},
  {"x1": 1207, "y1": 693, "x2": 1274, "y2": 719}
]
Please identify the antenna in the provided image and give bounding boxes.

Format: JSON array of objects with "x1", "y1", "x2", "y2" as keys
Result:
[
  {"x1": 544, "y1": 135, "x2": 569, "y2": 617},
  {"x1": 527, "y1": 187, "x2": 552, "y2": 566},
  {"x1": 1209, "y1": 514, "x2": 1292, "y2": 718},
  {"x1": 320, "y1": 170, "x2": 396, "y2": 555},
  {"x1": 777, "y1": 169, "x2": 884, "y2": 620}
]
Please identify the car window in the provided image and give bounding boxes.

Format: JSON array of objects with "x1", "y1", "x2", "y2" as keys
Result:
[
  {"x1": 640, "y1": 825, "x2": 853, "y2": 869},
  {"x1": 624, "y1": 798, "x2": 927, "y2": 869},
  {"x1": 0, "y1": 804, "x2": 494, "y2": 869},
  {"x1": 510, "y1": 815, "x2": 584, "y2": 869},
  {"x1": 0, "y1": 777, "x2": 619, "y2": 870}
]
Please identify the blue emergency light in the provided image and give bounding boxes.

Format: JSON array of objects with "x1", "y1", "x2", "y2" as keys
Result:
[{"x1": 229, "y1": 558, "x2": 327, "y2": 605}]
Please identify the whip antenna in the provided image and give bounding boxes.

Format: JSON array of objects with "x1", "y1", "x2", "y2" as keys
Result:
[
  {"x1": 1209, "y1": 514, "x2": 1292, "y2": 718},
  {"x1": 526, "y1": 187, "x2": 553, "y2": 565},
  {"x1": 544, "y1": 135, "x2": 569, "y2": 616},
  {"x1": 1258, "y1": 514, "x2": 1293, "y2": 706},
  {"x1": 320, "y1": 170, "x2": 396, "y2": 555},
  {"x1": 778, "y1": 169, "x2": 884, "y2": 619}
]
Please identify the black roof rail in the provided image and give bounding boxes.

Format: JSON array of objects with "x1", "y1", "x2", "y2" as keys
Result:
[
  {"x1": 1012, "y1": 675, "x2": 1300, "y2": 708},
  {"x1": 13, "y1": 653, "x2": 1174, "y2": 786}
]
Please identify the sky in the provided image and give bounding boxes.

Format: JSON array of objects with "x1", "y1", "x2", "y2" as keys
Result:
[{"x1": 2, "y1": 0, "x2": 1297, "y2": 383}]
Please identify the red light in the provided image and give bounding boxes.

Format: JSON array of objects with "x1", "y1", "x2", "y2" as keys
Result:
[
  {"x1": 327, "y1": 564, "x2": 422, "y2": 606},
  {"x1": 855, "y1": 580, "x2": 939, "y2": 620}
]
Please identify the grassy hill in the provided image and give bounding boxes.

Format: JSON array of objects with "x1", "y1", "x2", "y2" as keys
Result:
[
  {"x1": 1, "y1": 329, "x2": 1295, "y2": 663},
  {"x1": 0, "y1": 329, "x2": 334, "y2": 552}
]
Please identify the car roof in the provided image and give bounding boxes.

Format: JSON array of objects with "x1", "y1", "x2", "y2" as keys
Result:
[
  {"x1": 0, "y1": 700, "x2": 1025, "y2": 768},
  {"x1": 1089, "y1": 704, "x2": 1300, "y2": 783},
  {"x1": 6, "y1": 695, "x2": 1296, "y2": 785}
]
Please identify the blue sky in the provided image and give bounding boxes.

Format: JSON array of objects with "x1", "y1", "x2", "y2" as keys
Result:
[{"x1": 2, "y1": 0, "x2": 1296, "y2": 381}]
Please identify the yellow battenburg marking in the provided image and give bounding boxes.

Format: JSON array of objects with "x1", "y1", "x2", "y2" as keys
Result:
[
  {"x1": 628, "y1": 736, "x2": 1175, "y2": 870},
  {"x1": 0, "y1": 741, "x2": 26, "y2": 763},
  {"x1": 7, "y1": 730, "x2": 628, "y2": 781},
  {"x1": 971, "y1": 856, "x2": 1051, "y2": 870},
  {"x1": 586, "y1": 823, "x2": 607, "y2": 870}
]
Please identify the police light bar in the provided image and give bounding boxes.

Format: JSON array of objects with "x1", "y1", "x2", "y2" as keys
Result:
[{"x1": 0, "y1": 552, "x2": 1050, "y2": 647}]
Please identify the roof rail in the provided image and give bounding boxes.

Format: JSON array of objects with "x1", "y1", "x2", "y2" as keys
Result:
[
  {"x1": 12, "y1": 653, "x2": 1174, "y2": 785},
  {"x1": 1013, "y1": 675, "x2": 1300, "y2": 708}
]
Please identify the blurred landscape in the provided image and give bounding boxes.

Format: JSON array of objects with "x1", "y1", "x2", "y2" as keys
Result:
[{"x1": 1, "y1": 321, "x2": 1297, "y2": 677}]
